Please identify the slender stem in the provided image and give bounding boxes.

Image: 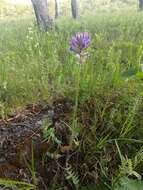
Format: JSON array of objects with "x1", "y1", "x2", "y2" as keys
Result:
[{"x1": 71, "y1": 64, "x2": 81, "y2": 145}]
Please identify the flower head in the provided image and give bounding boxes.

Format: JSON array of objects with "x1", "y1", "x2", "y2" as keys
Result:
[{"x1": 70, "y1": 32, "x2": 91, "y2": 54}]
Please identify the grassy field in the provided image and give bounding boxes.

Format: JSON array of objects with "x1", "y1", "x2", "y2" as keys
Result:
[{"x1": 1, "y1": 10, "x2": 143, "y2": 189}]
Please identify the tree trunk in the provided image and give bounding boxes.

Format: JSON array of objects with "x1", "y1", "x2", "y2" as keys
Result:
[
  {"x1": 31, "y1": 0, "x2": 52, "y2": 31},
  {"x1": 139, "y1": 0, "x2": 143, "y2": 10},
  {"x1": 71, "y1": 0, "x2": 78, "y2": 19},
  {"x1": 55, "y1": 0, "x2": 60, "y2": 18}
]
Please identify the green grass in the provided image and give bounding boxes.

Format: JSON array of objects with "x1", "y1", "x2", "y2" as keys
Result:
[
  {"x1": 1, "y1": 10, "x2": 143, "y2": 189},
  {"x1": 1, "y1": 12, "x2": 143, "y2": 114}
]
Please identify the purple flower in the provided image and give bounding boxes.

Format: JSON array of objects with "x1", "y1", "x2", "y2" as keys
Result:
[{"x1": 70, "y1": 32, "x2": 91, "y2": 54}]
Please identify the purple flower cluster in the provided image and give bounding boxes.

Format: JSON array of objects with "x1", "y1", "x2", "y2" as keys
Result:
[{"x1": 70, "y1": 32, "x2": 91, "y2": 54}]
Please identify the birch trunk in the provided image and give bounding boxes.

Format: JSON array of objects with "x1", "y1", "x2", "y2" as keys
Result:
[
  {"x1": 55, "y1": 0, "x2": 60, "y2": 18},
  {"x1": 139, "y1": 0, "x2": 143, "y2": 10},
  {"x1": 71, "y1": 0, "x2": 78, "y2": 19},
  {"x1": 31, "y1": 0, "x2": 52, "y2": 31}
]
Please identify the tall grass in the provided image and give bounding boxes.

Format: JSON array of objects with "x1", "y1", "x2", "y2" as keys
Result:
[{"x1": 0, "y1": 12, "x2": 143, "y2": 114}]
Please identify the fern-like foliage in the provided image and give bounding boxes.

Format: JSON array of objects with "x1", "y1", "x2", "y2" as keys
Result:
[
  {"x1": 65, "y1": 165, "x2": 79, "y2": 189},
  {"x1": 115, "y1": 141, "x2": 143, "y2": 180},
  {"x1": 42, "y1": 119, "x2": 61, "y2": 145},
  {"x1": 134, "y1": 147, "x2": 143, "y2": 168}
]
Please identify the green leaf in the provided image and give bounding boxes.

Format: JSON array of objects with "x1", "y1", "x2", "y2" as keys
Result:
[
  {"x1": 80, "y1": 184, "x2": 110, "y2": 190},
  {"x1": 122, "y1": 68, "x2": 137, "y2": 78},
  {"x1": 136, "y1": 72, "x2": 143, "y2": 79},
  {"x1": 114, "y1": 177, "x2": 143, "y2": 190},
  {"x1": 0, "y1": 178, "x2": 35, "y2": 189}
]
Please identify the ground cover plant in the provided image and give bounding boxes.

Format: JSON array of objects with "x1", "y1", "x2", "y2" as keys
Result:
[{"x1": 1, "y1": 3, "x2": 143, "y2": 189}]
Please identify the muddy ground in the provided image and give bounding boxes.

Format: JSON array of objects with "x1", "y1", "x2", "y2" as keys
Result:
[{"x1": 0, "y1": 98, "x2": 74, "y2": 189}]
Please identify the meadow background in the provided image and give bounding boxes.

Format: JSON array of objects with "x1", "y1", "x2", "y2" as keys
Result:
[{"x1": 1, "y1": 0, "x2": 143, "y2": 189}]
